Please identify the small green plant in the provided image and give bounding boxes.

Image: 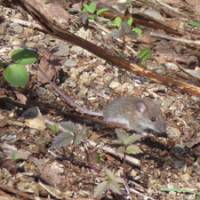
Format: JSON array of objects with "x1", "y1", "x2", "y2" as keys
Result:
[
  {"x1": 82, "y1": 2, "x2": 142, "y2": 37},
  {"x1": 1, "y1": 48, "x2": 38, "y2": 88},
  {"x1": 188, "y1": 20, "x2": 200, "y2": 28},
  {"x1": 50, "y1": 121, "x2": 88, "y2": 149},
  {"x1": 127, "y1": 17, "x2": 134, "y2": 26},
  {"x1": 47, "y1": 123, "x2": 60, "y2": 134},
  {"x1": 137, "y1": 48, "x2": 152, "y2": 64},
  {"x1": 82, "y1": 1, "x2": 109, "y2": 20},
  {"x1": 83, "y1": 2, "x2": 97, "y2": 14},
  {"x1": 132, "y1": 27, "x2": 143, "y2": 37},
  {"x1": 112, "y1": 16, "x2": 123, "y2": 29},
  {"x1": 112, "y1": 16, "x2": 143, "y2": 37},
  {"x1": 115, "y1": 129, "x2": 142, "y2": 155},
  {"x1": 96, "y1": 7, "x2": 109, "y2": 16},
  {"x1": 94, "y1": 168, "x2": 124, "y2": 198}
]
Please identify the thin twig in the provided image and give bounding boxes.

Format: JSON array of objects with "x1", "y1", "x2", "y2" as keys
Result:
[
  {"x1": 8, "y1": 17, "x2": 45, "y2": 32},
  {"x1": 129, "y1": 188, "x2": 156, "y2": 200},
  {"x1": 88, "y1": 140, "x2": 141, "y2": 167},
  {"x1": 123, "y1": 181, "x2": 133, "y2": 200},
  {"x1": 151, "y1": 0, "x2": 186, "y2": 17},
  {"x1": 150, "y1": 32, "x2": 200, "y2": 46},
  {"x1": 38, "y1": 66, "x2": 103, "y2": 117}
]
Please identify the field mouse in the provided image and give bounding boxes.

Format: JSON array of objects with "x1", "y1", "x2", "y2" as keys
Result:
[{"x1": 103, "y1": 96, "x2": 166, "y2": 134}]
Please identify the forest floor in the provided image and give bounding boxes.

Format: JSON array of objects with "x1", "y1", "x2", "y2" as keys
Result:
[{"x1": 0, "y1": 0, "x2": 200, "y2": 200}]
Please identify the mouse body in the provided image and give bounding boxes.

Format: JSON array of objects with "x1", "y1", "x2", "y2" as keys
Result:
[{"x1": 103, "y1": 96, "x2": 166, "y2": 134}]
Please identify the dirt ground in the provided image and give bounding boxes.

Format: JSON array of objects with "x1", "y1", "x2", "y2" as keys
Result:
[{"x1": 0, "y1": 1, "x2": 200, "y2": 199}]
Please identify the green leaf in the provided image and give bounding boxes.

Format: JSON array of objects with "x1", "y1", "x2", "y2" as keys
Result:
[
  {"x1": 126, "y1": 144, "x2": 142, "y2": 155},
  {"x1": 3, "y1": 64, "x2": 29, "y2": 88},
  {"x1": 188, "y1": 20, "x2": 200, "y2": 28},
  {"x1": 195, "y1": 193, "x2": 200, "y2": 200},
  {"x1": 47, "y1": 124, "x2": 60, "y2": 134},
  {"x1": 83, "y1": 2, "x2": 97, "y2": 14},
  {"x1": 11, "y1": 48, "x2": 38, "y2": 65},
  {"x1": 132, "y1": 27, "x2": 143, "y2": 37},
  {"x1": 137, "y1": 48, "x2": 151, "y2": 63},
  {"x1": 123, "y1": 134, "x2": 142, "y2": 145},
  {"x1": 127, "y1": 17, "x2": 133, "y2": 26},
  {"x1": 116, "y1": 130, "x2": 142, "y2": 145},
  {"x1": 88, "y1": 15, "x2": 96, "y2": 21},
  {"x1": 50, "y1": 132, "x2": 73, "y2": 149},
  {"x1": 112, "y1": 17, "x2": 122, "y2": 29},
  {"x1": 73, "y1": 126, "x2": 87, "y2": 146},
  {"x1": 94, "y1": 181, "x2": 108, "y2": 198},
  {"x1": 96, "y1": 7, "x2": 109, "y2": 16}
]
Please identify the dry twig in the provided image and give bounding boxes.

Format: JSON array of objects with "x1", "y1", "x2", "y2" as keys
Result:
[{"x1": 150, "y1": 32, "x2": 200, "y2": 46}]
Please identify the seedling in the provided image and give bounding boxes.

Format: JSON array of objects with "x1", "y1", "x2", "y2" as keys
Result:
[
  {"x1": 47, "y1": 123, "x2": 60, "y2": 134},
  {"x1": 132, "y1": 27, "x2": 143, "y2": 37},
  {"x1": 115, "y1": 129, "x2": 142, "y2": 155},
  {"x1": 94, "y1": 168, "x2": 124, "y2": 198},
  {"x1": 83, "y1": 2, "x2": 97, "y2": 14},
  {"x1": 137, "y1": 48, "x2": 152, "y2": 64},
  {"x1": 112, "y1": 17, "x2": 123, "y2": 29},
  {"x1": 111, "y1": 16, "x2": 143, "y2": 38},
  {"x1": 50, "y1": 121, "x2": 88, "y2": 149},
  {"x1": 127, "y1": 17, "x2": 133, "y2": 26},
  {"x1": 82, "y1": 1, "x2": 109, "y2": 20}
]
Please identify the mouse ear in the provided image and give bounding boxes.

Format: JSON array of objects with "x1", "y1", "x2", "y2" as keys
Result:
[{"x1": 136, "y1": 101, "x2": 147, "y2": 113}]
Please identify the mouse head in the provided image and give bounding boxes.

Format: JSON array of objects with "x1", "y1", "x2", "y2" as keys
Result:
[{"x1": 135, "y1": 98, "x2": 166, "y2": 134}]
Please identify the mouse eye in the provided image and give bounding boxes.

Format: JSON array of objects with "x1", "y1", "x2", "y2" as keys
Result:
[{"x1": 151, "y1": 117, "x2": 156, "y2": 122}]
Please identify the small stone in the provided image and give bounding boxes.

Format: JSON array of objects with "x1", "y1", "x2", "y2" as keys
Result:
[
  {"x1": 130, "y1": 169, "x2": 138, "y2": 178},
  {"x1": 11, "y1": 38, "x2": 23, "y2": 46},
  {"x1": 14, "y1": 13, "x2": 24, "y2": 19},
  {"x1": 164, "y1": 62, "x2": 179, "y2": 71},
  {"x1": 12, "y1": 24, "x2": 24, "y2": 34},
  {"x1": 167, "y1": 126, "x2": 181, "y2": 139},
  {"x1": 95, "y1": 65, "x2": 106, "y2": 76},
  {"x1": 26, "y1": 42, "x2": 36, "y2": 48},
  {"x1": 78, "y1": 86, "x2": 88, "y2": 96},
  {"x1": 71, "y1": 46, "x2": 92, "y2": 56},
  {"x1": 64, "y1": 59, "x2": 77, "y2": 68},
  {"x1": 120, "y1": 82, "x2": 134, "y2": 94},
  {"x1": 109, "y1": 81, "x2": 121, "y2": 89},
  {"x1": 79, "y1": 72, "x2": 90, "y2": 85}
]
